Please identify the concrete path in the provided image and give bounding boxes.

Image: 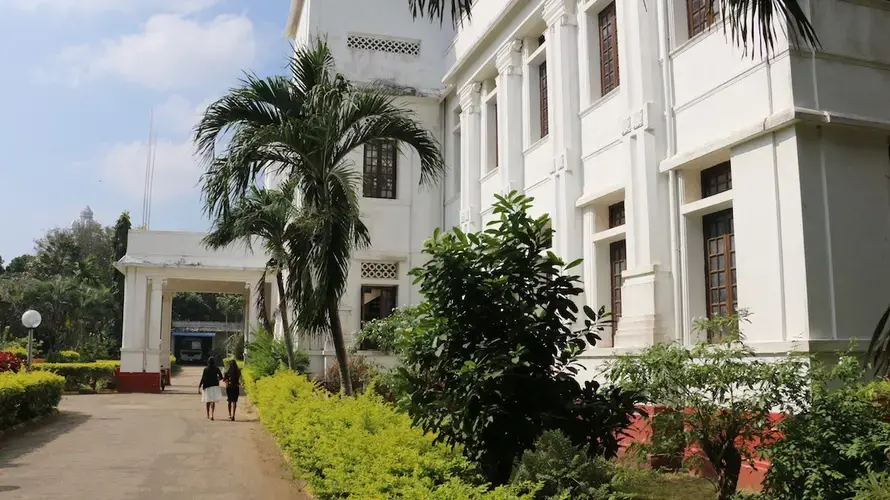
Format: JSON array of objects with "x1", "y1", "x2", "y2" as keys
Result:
[{"x1": 0, "y1": 367, "x2": 311, "y2": 500}]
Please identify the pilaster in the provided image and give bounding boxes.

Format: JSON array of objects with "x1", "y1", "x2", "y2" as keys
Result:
[
  {"x1": 458, "y1": 82, "x2": 483, "y2": 232},
  {"x1": 145, "y1": 277, "x2": 164, "y2": 373},
  {"x1": 120, "y1": 271, "x2": 147, "y2": 373},
  {"x1": 496, "y1": 39, "x2": 525, "y2": 194}
]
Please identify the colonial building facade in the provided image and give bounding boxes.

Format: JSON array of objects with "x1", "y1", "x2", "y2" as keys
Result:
[{"x1": 286, "y1": 0, "x2": 890, "y2": 362}]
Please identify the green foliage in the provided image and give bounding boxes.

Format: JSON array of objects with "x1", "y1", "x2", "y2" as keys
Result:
[
  {"x1": 246, "y1": 327, "x2": 308, "y2": 378},
  {"x1": 0, "y1": 370, "x2": 65, "y2": 430},
  {"x1": 762, "y1": 355, "x2": 890, "y2": 500},
  {"x1": 4, "y1": 346, "x2": 28, "y2": 360},
  {"x1": 246, "y1": 370, "x2": 539, "y2": 499},
  {"x1": 403, "y1": 192, "x2": 641, "y2": 485},
  {"x1": 607, "y1": 340, "x2": 811, "y2": 500},
  {"x1": 511, "y1": 430, "x2": 618, "y2": 499},
  {"x1": 691, "y1": 309, "x2": 750, "y2": 343},
  {"x1": 354, "y1": 305, "x2": 423, "y2": 354},
  {"x1": 32, "y1": 361, "x2": 120, "y2": 392},
  {"x1": 321, "y1": 356, "x2": 379, "y2": 394},
  {"x1": 854, "y1": 471, "x2": 890, "y2": 500},
  {"x1": 46, "y1": 350, "x2": 80, "y2": 363}
]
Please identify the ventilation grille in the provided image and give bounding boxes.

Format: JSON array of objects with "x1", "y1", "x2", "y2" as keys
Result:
[
  {"x1": 347, "y1": 34, "x2": 421, "y2": 56},
  {"x1": 361, "y1": 262, "x2": 398, "y2": 280}
]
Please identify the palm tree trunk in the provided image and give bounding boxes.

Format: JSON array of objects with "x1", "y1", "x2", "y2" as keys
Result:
[
  {"x1": 276, "y1": 272, "x2": 296, "y2": 370},
  {"x1": 328, "y1": 301, "x2": 353, "y2": 396}
]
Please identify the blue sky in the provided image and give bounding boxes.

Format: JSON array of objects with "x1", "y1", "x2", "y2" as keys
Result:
[{"x1": 0, "y1": 0, "x2": 292, "y2": 261}]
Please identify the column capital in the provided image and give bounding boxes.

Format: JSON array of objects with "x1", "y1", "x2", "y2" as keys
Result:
[
  {"x1": 543, "y1": 0, "x2": 577, "y2": 28},
  {"x1": 149, "y1": 277, "x2": 166, "y2": 289},
  {"x1": 495, "y1": 39, "x2": 523, "y2": 76},
  {"x1": 458, "y1": 82, "x2": 482, "y2": 114}
]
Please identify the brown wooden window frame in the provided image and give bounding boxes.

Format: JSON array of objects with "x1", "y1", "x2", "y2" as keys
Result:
[
  {"x1": 610, "y1": 240, "x2": 627, "y2": 335},
  {"x1": 687, "y1": 0, "x2": 715, "y2": 38},
  {"x1": 703, "y1": 209, "x2": 736, "y2": 336},
  {"x1": 608, "y1": 201, "x2": 625, "y2": 228},
  {"x1": 359, "y1": 285, "x2": 398, "y2": 350},
  {"x1": 539, "y1": 61, "x2": 549, "y2": 138},
  {"x1": 598, "y1": 2, "x2": 619, "y2": 95},
  {"x1": 363, "y1": 141, "x2": 398, "y2": 199},
  {"x1": 701, "y1": 161, "x2": 732, "y2": 198}
]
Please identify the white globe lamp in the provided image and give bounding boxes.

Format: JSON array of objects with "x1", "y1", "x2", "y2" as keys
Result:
[{"x1": 21, "y1": 310, "x2": 41, "y2": 370}]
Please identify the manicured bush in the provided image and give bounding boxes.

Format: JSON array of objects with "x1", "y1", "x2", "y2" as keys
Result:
[
  {"x1": 32, "y1": 361, "x2": 120, "y2": 392},
  {"x1": 0, "y1": 371, "x2": 65, "y2": 430},
  {"x1": 0, "y1": 352, "x2": 22, "y2": 373},
  {"x1": 4, "y1": 347, "x2": 28, "y2": 361},
  {"x1": 46, "y1": 350, "x2": 81, "y2": 363},
  {"x1": 321, "y1": 356, "x2": 379, "y2": 395},
  {"x1": 354, "y1": 305, "x2": 423, "y2": 354},
  {"x1": 247, "y1": 370, "x2": 539, "y2": 499},
  {"x1": 246, "y1": 326, "x2": 308, "y2": 378}
]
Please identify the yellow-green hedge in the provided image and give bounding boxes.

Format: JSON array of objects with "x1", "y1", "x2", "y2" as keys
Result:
[
  {"x1": 246, "y1": 370, "x2": 538, "y2": 500},
  {"x1": 33, "y1": 361, "x2": 120, "y2": 392},
  {"x1": 0, "y1": 371, "x2": 65, "y2": 430}
]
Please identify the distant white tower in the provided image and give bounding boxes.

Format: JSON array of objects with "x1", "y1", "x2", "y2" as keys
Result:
[{"x1": 79, "y1": 206, "x2": 94, "y2": 223}]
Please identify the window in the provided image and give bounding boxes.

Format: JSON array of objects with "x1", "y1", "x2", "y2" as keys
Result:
[
  {"x1": 610, "y1": 240, "x2": 627, "y2": 330},
  {"x1": 701, "y1": 161, "x2": 732, "y2": 198},
  {"x1": 359, "y1": 285, "x2": 398, "y2": 349},
  {"x1": 598, "y1": 2, "x2": 619, "y2": 94},
  {"x1": 687, "y1": 0, "x2": 715, "y2": 38},
  {"x1": 539, "y1": 61, "x2": 549, "y2": 138},
  {"x1": 703, "y1": 209, "x2": 736, "y2": 332},
  {"x1": 363, "y1": 141, "x2": 397, "y2": 199},
  {"x1": 608, "y1": 201, "x2": 625, "y2": 228}
]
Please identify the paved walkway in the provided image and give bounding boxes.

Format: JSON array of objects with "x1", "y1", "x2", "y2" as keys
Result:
[{"x1": 0, "y1": 367, "x2": 310, "y2": 500}]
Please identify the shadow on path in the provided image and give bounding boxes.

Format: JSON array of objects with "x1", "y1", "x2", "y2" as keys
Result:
[{"x1": 0, "y1": 411, "x2": 91, "y2": 464}]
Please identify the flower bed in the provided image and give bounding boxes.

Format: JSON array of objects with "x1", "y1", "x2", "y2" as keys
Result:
[
  {"x1": 0, "y1": 371, "x2": 65, "y2": 430},
  {"x1": 245, "y1": 370, "x2": 537, "y2": 499},
  {"x1": 32, "y1": 361, "x2": 120, "y2": 392}
]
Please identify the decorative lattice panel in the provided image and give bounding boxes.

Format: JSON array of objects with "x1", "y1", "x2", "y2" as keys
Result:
[
  {"x1": 346, "y1": 34, "x2": 421, "y2": 56},
  {"x1": 361, "y1": 262, "x2": 398, "y2": 280}
]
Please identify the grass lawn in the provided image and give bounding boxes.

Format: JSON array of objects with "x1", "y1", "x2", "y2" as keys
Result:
[{"x1": 616, "y1": 470, "x2": 717, "y2": 500}]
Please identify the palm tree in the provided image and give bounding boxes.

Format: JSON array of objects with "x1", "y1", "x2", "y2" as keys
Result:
[
  {"x1": 195, "y1": 39, "x2": 445, "y2": 395},
  {"x1": 203, "y1": 185, "x2": 299, "y2": 370}
]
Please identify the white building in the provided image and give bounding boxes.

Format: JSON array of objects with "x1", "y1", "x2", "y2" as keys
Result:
[{"x1": 285, "y1": 0, "x2": 890, "y2": 361}]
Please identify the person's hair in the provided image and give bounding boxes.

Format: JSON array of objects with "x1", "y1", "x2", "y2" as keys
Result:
[
  {"x1": 225, "y1": 359, "x2": 241, "y2": 383},
  {"x1": 207, "y1": 357, "x2": 215, "y2": 368}
]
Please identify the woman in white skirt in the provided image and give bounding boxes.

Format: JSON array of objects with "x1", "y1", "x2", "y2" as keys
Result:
[{"x1": 198, "y1": 357, "x2": 224, "y2": 420}]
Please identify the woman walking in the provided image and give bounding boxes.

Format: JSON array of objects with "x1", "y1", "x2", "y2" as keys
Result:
[
  {"x1": 224, "y1": 359, "x2": 242, "y2": 421},
  {"x1": 198, "y1": 357, "x2": 224, "y2": 420}
]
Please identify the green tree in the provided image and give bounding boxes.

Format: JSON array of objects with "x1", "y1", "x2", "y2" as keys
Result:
[
  {"x1": 203, "y1": 186, "x2": 299, "y2": 369},
  {"x1": 195, "y1": 39, "x2": 445, "y2": 395},
  {"x1": 110, "y1": 211, "x2": 131, "y2": 349},
  {"x1": 6, "y1": 255, "x2": 34, "y2": 274},
  {"x1": 0, "y1": 256, "x2": 5, "y2": 275},
  {"x1": 406, "y1": 0, "x2": 818, "y2": 55},
  {"x1": 402, "y1": 192, "x2": 641, "y2": 485}
]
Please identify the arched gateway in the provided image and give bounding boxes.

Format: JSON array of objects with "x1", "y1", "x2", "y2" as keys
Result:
[{"x1": 114, "y1": 230, "x2": 271, "y2": 392}]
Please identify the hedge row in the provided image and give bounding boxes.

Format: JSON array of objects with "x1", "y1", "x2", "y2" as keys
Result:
[
  {"x1": 0, "y1": 371, "x2": 65, "y2": 430},
  {"x1": 245, "y1": 370, "x2": 538, "y2": 500},
  {"x1": 33, "y1": 361, "x2": 120, "y2": 392}
]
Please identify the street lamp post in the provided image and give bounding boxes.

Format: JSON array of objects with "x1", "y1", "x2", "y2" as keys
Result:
[{"x1": 21, "y1": 310, "x2": 42, "y2": 372}]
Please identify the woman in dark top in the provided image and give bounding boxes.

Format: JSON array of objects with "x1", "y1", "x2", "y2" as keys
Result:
[
  {"x1": 198, "y1": 357, "x2": 224, "y2": 420},
  {"x1": 224, "y1": 359, "x2": 242, "y2": 421}
]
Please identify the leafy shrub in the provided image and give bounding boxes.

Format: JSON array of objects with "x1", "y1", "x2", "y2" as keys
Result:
[
  {"x1": 0, "y1": 371, "x2": 65, "y2": 430},
  {"x1": 246, "y1": 370, "x2": 539, "y2": 499},
  {"x1": 762, "y1": 354, "x2": 890, "y2": 499},
  {"x1": 403, "y1": 192, "x2": 641, "y2": 484},
  {"x1": 854, "y1": 471, "x2": 890, "y2": 500},
  {"x1": 0, "y1": 352, "x2": 22, "y2": 373},
  {"x1": 246, "y1": 326, "x2": 308, "y2": 378},
  {"x1": 76, "y1": 333, "x2": 118, "y2": 362},
  {"x1": 321, "y1": 356, "x2": 378, "y2": 394},
  {"x1": 46, "y1": 350, "x2": 81, "y2": 363},
  {"x1": 607, "y1": 339, "x2": 811, "y2": 500},
  {"x1": 4, "y1": 346, "x2": 28, "y2": 361},
  {"x1": 511, "y1": 430, "x2": 617, "y2": 499},
  {"x1": 354, "y1": 305, "x2": 423, "y2": 354},
  {"x1": 32, "y1": 361, "x2": 120, "y2": 392}
]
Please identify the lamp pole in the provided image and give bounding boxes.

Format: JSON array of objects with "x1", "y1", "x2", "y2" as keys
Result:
[{"x1": 21, "y1": 310, "x2": 42, "y2": 372}]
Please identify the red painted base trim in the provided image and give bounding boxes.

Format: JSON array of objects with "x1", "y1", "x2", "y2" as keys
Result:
[{"x1": 116, "y1": 370, "x2": 161, "y2": 393}]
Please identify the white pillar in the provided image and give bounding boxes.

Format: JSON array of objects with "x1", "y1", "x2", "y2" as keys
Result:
[
  {"x1": 247, "y1": 281, "x2": 261, "y2": 336},
  {"x1": 120, "y1": 270, "x2": 147, "y2": 373},
  {"x1": 496, "y1": 39, "x2": 525, "y2": 193},
  {"x1": 144, "y1": 277, "x2": 164, "y2": 373},
  {"x1": 458, "y1": 82, "x2": 483, "y2": 232},
  {"x1": 159, "y1": 291, "x2": 173, "y2": 370}
]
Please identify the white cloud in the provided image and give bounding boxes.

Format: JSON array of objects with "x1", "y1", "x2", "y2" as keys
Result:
[
  {"x1": 98, "y1": 139, "x2": 202, "y2": 202},
  {"x1": 155, "y1": 95, "x2": 215, "y2": 136},
  {"x1": 7, "y1": 0, "x2": 218, "y2": 15},
  {"x1": 51, "y1": 13, "x2": 256, "y2": 90}
]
